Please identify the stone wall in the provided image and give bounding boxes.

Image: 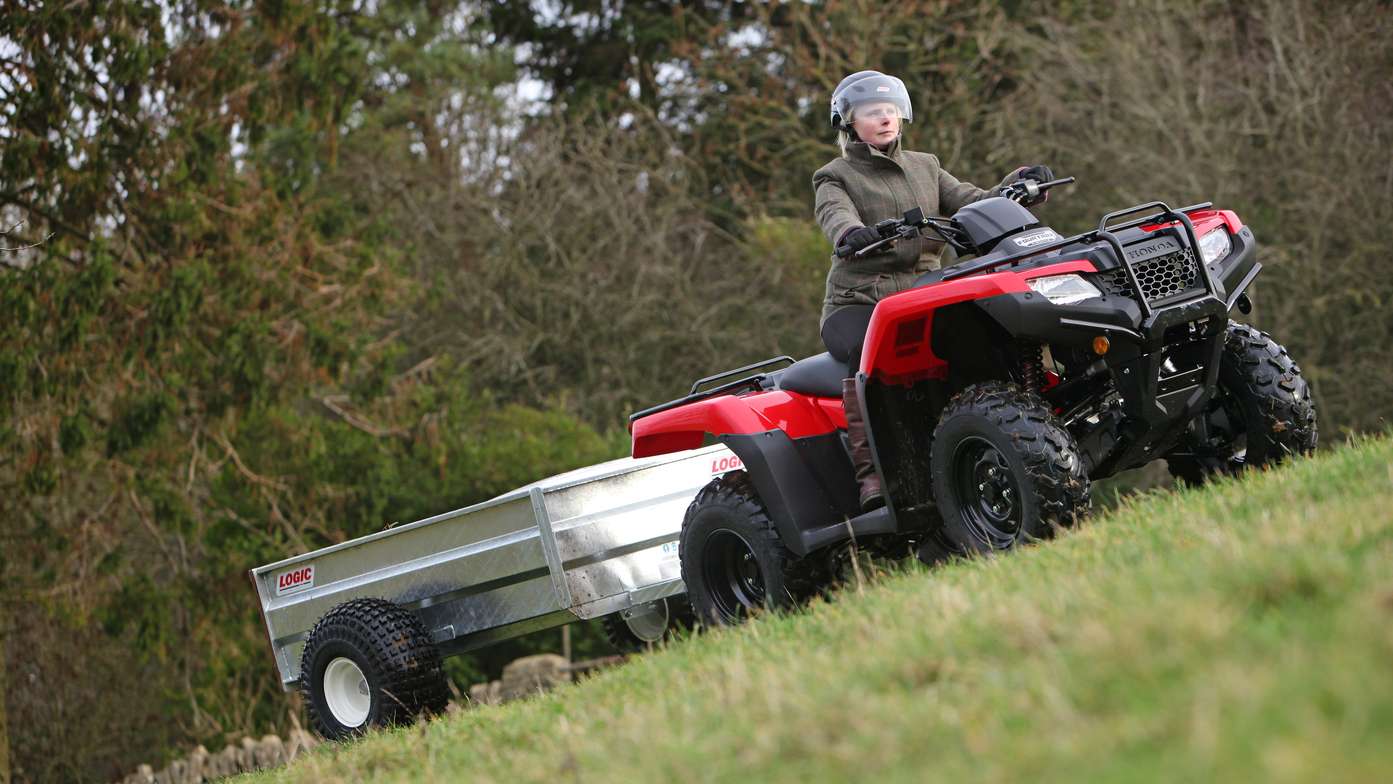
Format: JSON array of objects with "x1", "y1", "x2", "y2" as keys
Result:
[
  {"x1": 468, "y1": 653, "x2": 624, "y2": 706},
  {"x1": 116, "y1": 732, "x2": 318, "y2": 784},
  {"x1": 112, "y1": 653, "x2": 624, "y2": 783}
]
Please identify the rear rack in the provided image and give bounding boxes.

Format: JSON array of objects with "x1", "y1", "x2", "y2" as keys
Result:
[{"x1": 629, "y1": 355, "x2": 794, "y2": 424}]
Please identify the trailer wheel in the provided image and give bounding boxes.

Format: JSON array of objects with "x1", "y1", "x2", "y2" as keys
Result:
[
  {"x1": 1167, "y1": 322, "x2": 1317, "y2": 486},
  {"x1": 931, "y1": 381, "x2": 1091, "y2": 554},
  {"x1": 299, "y1": 598, "x2": 448, "y2": 740},
  {"x1": 600, "y1": 597, "x2": 695, "y2": 653},
  {"x1": 679, "y1": 471, "x2": 823, "y2": 626}
]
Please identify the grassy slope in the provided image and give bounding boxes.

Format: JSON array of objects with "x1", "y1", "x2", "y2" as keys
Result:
[{"x1": 247, "y1": 436, "x2": 1393, "y2": 784}]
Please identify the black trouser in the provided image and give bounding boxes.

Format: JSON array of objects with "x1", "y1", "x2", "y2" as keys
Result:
[{"x1": 820, "y1": 305, "x2": 875, "y2": 378}]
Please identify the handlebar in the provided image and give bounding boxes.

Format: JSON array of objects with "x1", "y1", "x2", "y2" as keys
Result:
[
  {"x1": 834, "y1": 176, "x2": 1076, "y2": 259},
  {"x1": 834, "y1": 207, "x2": 939, "y2": 259},
  {"x1": 1002, "y1": 176, "x2": 1075, "y2": 205}
]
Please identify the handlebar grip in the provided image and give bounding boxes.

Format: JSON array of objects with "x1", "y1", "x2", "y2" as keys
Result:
[{"x1": 837, "y1": 223, "x2": 909, "y2": 259}]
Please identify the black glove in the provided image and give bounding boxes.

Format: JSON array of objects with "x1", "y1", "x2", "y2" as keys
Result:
[
  {"x1": 838, "y1": 225, "x2": 883, "y2": 256},
  {"x1": 1004, "y1": 164, "x2": 1055, "y2": 206}
]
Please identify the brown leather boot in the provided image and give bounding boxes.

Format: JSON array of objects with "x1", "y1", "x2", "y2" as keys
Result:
[{"x1": 842, "y1": 378, "x2": 884, "y2": 512}]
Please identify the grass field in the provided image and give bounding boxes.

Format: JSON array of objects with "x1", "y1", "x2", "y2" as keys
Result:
[{"x1": 245, "y1": 436, "x2": 1393, "y2": 784}]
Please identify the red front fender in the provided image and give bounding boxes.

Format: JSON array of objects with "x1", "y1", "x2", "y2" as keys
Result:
[{"x1": 860, "y1": 261, "x2": 1096, "y2": 385}]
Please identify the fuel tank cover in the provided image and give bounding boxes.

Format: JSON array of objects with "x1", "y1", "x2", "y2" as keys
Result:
[{"x1": 953, "y1": 197, "x2": 1040, "y2": 251}]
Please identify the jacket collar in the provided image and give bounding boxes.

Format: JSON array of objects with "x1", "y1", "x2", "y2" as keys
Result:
[{"x1": 846, "y1": 136, "x2": 903, "y2": 165}]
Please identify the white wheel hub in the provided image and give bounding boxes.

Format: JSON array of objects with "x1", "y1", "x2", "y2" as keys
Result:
[{"x1": 323, "y1": 656, "x2": 371, "y2": 727}]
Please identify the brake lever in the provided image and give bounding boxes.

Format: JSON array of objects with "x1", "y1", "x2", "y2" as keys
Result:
[
  {"x1": 853, "y1": 235, "x2": 897, "y2": 258},
  {"x1": 854, "y1": 223, "x2": 925, "y2": 258}
]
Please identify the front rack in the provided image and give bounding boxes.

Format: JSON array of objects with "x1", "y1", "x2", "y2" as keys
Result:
[
  {"x1": 941, "y1": 200, "x2": 1223, "y2": 317},
  {"x1": 1093, "y1": 201, "x2": 1219, "y2": 319}
]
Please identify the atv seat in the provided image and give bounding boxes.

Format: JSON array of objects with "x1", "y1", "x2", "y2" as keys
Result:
[{"x1": 771, "y1": 352, "x2": 846, "y2": 398}]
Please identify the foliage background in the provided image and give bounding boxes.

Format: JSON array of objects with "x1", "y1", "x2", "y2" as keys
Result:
[{"x1": 1, "y1": 1, "x2": 1390, "y2": 781}]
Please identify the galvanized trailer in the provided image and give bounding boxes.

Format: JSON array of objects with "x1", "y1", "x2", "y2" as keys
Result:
[{"x1": 250, "y1": 443, "x2": 741, "y2": 736}]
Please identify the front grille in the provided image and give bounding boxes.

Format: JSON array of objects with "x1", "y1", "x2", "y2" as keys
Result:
[{"x1": 1094, "y1": 247, "x2": 1200, "y2": 304}]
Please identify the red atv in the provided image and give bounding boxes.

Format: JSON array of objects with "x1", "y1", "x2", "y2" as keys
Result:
[{"x1": 629, "y1": 177, "x2": 1317, "y2": 625}]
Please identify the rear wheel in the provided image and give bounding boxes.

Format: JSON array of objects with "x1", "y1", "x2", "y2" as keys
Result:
[
  {"x1": 1167, "y1": 322, "x2": 1317, "y2": 485},
  {"x1": 931, "y1": 381, "x2": 1091, "y2": 554},
  {"x1": 299, "y1": 598, "x2": 448, "y2": 740},
  {"x1": 679, "y1": 472, "x2": 823, "y2": 626}
]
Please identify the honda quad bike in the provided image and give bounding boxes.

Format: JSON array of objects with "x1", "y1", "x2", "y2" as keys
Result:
[{"x1": 628, "y1": 176, "x2": 1317, "y2": 625}]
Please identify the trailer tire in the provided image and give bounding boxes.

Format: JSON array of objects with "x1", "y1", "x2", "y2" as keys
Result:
[
  {"x1": 679, "y1": 471, "x2": 823, "y2": 627},
  {"x1": 299, "y1": 598, "x2": 448, "y2": 741},
  {"x1": 1167, "y1": 322, "x2": 1317, "y2": 486},
  {"x1": 601, "y1": 597, "x2": 695, "y2": 653},
  {"x1": 931, "y1": 381, "x2": 1091, "y2": 554}
]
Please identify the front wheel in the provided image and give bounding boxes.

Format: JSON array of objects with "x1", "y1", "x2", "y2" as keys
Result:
[
  {"x1": 679, "y1": 472, "x2": 823, "y2": 626},
  {"x1": 1167, "y1": 322, "x2": 1317, "y2": 485},
  {"x1": 931, "y1": 381, "x2": 1091, "y2": 554},
  {"x1": 299, "y1": 598, "x2": 449, "y2": 740}
]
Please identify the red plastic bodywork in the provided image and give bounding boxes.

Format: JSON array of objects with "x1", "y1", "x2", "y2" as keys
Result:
[
  {"x1": 631, "y1": 206, "x2": 1241, "y2": 458},
  {"x1": 632, "y1": 389, "x2": 842, "y2": 458},
  {"x1": 858, "y1": 260, "x2": 1096, "y2": 385},
  {"x1": 632, "y1": 260, "x2": 1095, "y2": 456},
  {"x1": 816, "y1": 397, "x2": 849, "y2": 429},
  {"x1": 1144, "y1": 208, "x2": 1243, "y2": 237}
]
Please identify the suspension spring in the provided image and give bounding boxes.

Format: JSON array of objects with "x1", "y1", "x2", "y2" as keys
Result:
[{"x1": 1019, "y1": 340, "x2": 1046, "y2": 394}]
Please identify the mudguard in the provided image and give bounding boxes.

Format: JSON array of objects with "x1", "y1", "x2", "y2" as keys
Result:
[
  {"x1": 630, "y1": 390, "x2": 859, "y2": 556},
  {"x1": 859, "y1": 261, "x2": 1097, "y2": 385},
  {"x1": 720, "y1": 429, "x2": 861, "y2": 556},
  {"x1": 631, "y1": 390, "x2": 845, "y2": 457}
]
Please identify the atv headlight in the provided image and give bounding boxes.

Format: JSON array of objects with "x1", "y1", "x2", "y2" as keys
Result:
[
  {"x1": 1198, "y1": 227, "x2": 1232, "y2": 265},
  {"x1": 1026, "y1": 274, "x2": 1103, "y2": 305}
]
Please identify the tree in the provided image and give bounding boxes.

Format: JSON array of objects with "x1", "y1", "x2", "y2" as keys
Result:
[
  {"x1": 1, "y1": 607, "x2": 8, "y2": 784},
  {"x1": 482, "y1": 0, "x2": 750, "y2": 115}
]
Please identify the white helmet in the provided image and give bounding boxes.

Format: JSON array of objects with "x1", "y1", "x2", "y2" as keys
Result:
[{"x1": 830, "y1": 70, "x2": 913, "y2": 130}]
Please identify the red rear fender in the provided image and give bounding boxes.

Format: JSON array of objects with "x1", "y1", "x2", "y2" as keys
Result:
[{"x1": 631, "y1": 390, "x2": 843, "y2": 458}]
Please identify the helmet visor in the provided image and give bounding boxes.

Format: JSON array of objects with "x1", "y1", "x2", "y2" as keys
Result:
[
  {"x1": 849, "y1": 102, "x2": 908, "y2": 124},
  {"x1": 834, "y1": 73, "x2": 913, "y2": 125},
  {"x1": 848, "y1": 101, "x2": 905, "y2": 146}
]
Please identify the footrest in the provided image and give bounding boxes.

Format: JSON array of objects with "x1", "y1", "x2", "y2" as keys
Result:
[{"x1": 798, "y1": 506, "x2": 896, "y2": 553}]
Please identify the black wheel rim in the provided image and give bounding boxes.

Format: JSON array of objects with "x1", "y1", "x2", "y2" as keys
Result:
[
  {"x1": 950, "y1": 436, "x2": 1024, "y2": 550},
  {"x1": 701, "y1": 529, "x2": 765, "y2": 621}
]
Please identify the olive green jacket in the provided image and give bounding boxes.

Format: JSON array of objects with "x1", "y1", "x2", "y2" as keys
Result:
[{"x1": 814, "y1": 138, "x2": 1015, "y2": 325}]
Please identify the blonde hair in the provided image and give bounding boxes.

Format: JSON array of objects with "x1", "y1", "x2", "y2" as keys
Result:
[
  {"x1": 837, "y1": 105, "x2": 857, "y2": 158},
  {"x1": 838, "y1": 128, "x2": 854, "y2": 158}
]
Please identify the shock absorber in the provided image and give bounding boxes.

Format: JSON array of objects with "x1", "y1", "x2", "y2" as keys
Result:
[{"x1": 1019, "y1": 340, "x2": 1046, "y2": 394}]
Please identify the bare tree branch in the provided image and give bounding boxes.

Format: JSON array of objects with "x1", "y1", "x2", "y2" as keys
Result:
[
  {"x1": 0, "y1": 219, "x2": 54, "y2": 252},
  {"x1": 319, "y1": 395, "x2": 407, "y2": 438}
]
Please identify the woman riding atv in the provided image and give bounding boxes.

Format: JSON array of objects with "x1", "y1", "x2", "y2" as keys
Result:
[{"x1": 814, "y1": 70, "x2": 1055, "y2": 512}]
